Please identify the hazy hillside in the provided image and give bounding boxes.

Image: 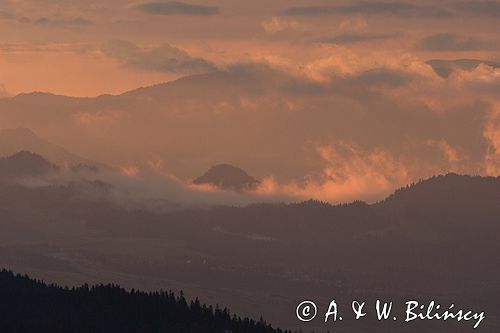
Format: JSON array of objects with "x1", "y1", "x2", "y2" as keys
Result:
[
  {"x1": 0, "y1": 151, "x2": 59, "y2": 181},
  {"x1": 0, "y1": 269, "x2": 286, "y2": 333},
  {"x1": 0, "y1": 164, "x2": 498, "y2": 331},
  {"x1": 0, "y1": 128, "x2": 94, "y2": 166}
]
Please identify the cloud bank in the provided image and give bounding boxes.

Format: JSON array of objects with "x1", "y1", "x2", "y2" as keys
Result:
[
  {"x1": 135, "y1": 1, "x2": 218, "y2": 16},
  {"x1": 319, "y1": 33, "x2": 400, "y2": 45},
  {"x1": 419, "y1": 33, "x2": 499, "y2": 51},
  {"x1": 102, "y1": 40, "x2": 218, "y2": 75},
  {"x1": 284, "y1": 2, "x2": 453, "y2": 18}
]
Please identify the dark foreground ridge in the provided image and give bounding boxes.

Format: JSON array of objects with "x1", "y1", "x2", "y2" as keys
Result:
[{"x1": 0, "y1": 269, "x2": 289, "y2": 333}]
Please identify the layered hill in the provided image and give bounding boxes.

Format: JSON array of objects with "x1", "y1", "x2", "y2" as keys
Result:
[{"x1": 0, "y1": 171, "x2": 498, "y2": 331}]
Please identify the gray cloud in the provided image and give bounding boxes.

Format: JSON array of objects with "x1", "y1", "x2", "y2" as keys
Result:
[
  {"x1": 2, "y1": 11, "x2": 93, "y2": 27},
  {"x1": 102, "y1": 40, "x2": 218, "y2": 75},
  {"x1": 17, "y1": 17, "x2": 30, "y2": 23},
  {"x1": 284, "y1": 2, "x2": 453, "y2": 18},
  {"x1": 419, "y1": 33, "x2": 499, "y2": 51},
  {"x1": 32, "y1": 16, "x2": 92, "y2": 27},
  {"x1": 54, "y1": 17, "x2": 93, "y2": 27},
  {"x1": 0, "y1": 10, "x2": 14, "y2": 20},
  {"x1": 455, "y1": 0, "x2": 500, "y2": 17},
  {"x1": 426, "y1": 59, "x2": 500, "y2": 78},
  {"x1": 319, "y1": 33, "x2": 400, "y2": 44},
  {"x1": 135, "y1": 1, "x2": 218, "y2": 16},
  {"x1": 33, "y1": 17, "x2": 50, "y2": 25},
  {"x1": 354, "y1": 68, "x2": 410, "y2": 87}
]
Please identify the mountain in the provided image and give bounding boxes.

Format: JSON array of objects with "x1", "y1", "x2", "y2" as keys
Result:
[
  {"x1": 0, "y1": 269, "x2": 286, "y2": 333},
  {"x1": 193, "y1": 164, "x2": 260, "y2": 191},
  {"x1": 0, "y1": 128, "x2": 93, "y2": 166},
  {"x1": 426, "y1": 59, "x2": 500, "y2": 78},
  {"x1": 0, "y1": 151, "x2": 59, "y2": 180}
]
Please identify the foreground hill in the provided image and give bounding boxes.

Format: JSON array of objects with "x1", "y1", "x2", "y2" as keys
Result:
[{"x1": 0, "y1": 269, "x2": 285, "y2": 333}]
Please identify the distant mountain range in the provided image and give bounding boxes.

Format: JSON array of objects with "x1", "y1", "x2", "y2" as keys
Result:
[
  {"x1": 0, "y1": 62, "x2": 496, "y2": 187},
  {"x1": 193, "y1": 164, "x2": 260, "y2": 191}
]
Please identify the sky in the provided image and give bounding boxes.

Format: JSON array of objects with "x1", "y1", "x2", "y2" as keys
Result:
[
  {"x1": 0, "y1": 0, "x2": 498, "y2": 96},
  {"x1": 0, "y1": 0, "x2": 499, "y2": 203}
]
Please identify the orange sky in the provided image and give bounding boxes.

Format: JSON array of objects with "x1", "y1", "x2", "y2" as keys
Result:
[{"x1": 0, "y1": 0, "x2": 498, "y2": 96}]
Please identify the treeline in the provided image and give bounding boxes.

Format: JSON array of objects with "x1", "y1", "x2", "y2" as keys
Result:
[{"x1": 0, "y1": 269, "x2": 290, "y2": 333}]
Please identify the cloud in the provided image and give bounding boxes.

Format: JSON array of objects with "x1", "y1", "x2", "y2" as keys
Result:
[
  {"x1": 26, "y1": 160, "x2": 294, "y2": 210},
  {"x1": 120, "y1": 165, "x2": 140, "y2": 177},
  {"x1": 419, "y1": 33, "x2": 499, "y2": 51},
  {"x1": 426, "y1": 139, "x2": 465, "y2": 172},
  {"x1": 338, "y1": 17, "x2": 368, "y2": 32},
  {"x1": 0, "y1": 10, "x2": 15, "y2": 20},
  {"x1": 0, "y1": 84, "x2": 11, "y2": 98},
  {"x1": 17, "y1": 17, "x2": 30, "y2": 23},
  {"x1": 3, "y1": 11, "x2": 93, "y2": 28},
  {"x1": 261, "y1": 17, "x2": 305, "y2": 34},
  {"x1": 279, "y1": 143, "x2": 411, "y2": 203},
  {"x1": 483, "y1": 105, "x2": 500, "y2": 175},
  {"x1": 135, "y1": 1, "x2": 218, "y2": 16},
  {"x1": 33, "y1": 17, "x2": 49, "y2": 25},
  {"x1": 426, "y1": 59, "x2": 500, "y2": 78},
  {"x1": 102, "y1": 40, "x2": 218, "y2": 75},
  {"x1": 319, "y1": 32, "x2": 400, "y2": 45},
  {"x1": 284, "y1": 2, "x2": 453, "y2": 18},
  {"x1": 454, "y1": 0, "x2": 500, "y2": 17},
  {"x1": 296, "y1": 46, "x2": 430, "y2": 81},
  {"x1": 36, "y1": 17, "x2": 93, "y2": 27},
  {"x1": 461, "y1": 64, "x2": 500, "y2": 95},
  {"x1": 245, "y1": 142, "x2": 415, "y2": 203},
  {"x1": 354, "y1": 68, "x2": 410, "y2": 87},
  {"x1": 0, "y1": 42, "x2": 89, "y2": 54}
]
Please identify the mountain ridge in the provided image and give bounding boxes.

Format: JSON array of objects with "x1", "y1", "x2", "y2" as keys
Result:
[{"x1": 0, "y1": 128, "x2": 102, "y2": 168}]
